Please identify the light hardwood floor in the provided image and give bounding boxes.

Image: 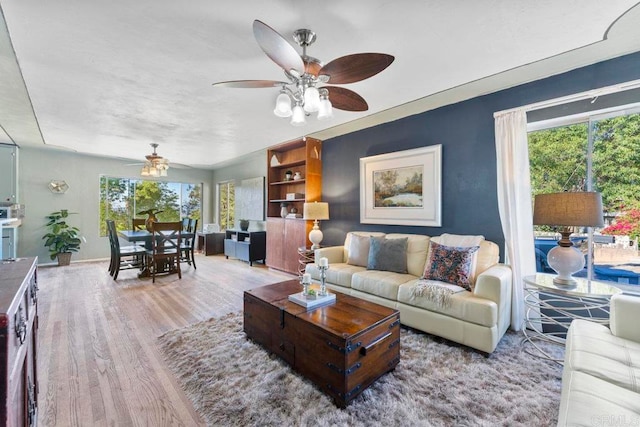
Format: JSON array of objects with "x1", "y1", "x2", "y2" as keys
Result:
[{"x1": 36, "y1": 254, "x2": 293, "y2": 426}]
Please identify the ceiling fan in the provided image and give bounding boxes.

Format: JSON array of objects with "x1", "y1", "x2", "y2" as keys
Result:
[
  {"x1": 137, "y1": 143, "x2": 170, "y2": 177},
  {"x1": 212, "y1": 20, "x2": 394, "y2": 126}
]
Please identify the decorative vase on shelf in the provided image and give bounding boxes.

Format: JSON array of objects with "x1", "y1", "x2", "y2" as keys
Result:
[
  {"x1": 239, "y1": 219, "x2": 250, "y2": 231},
  {"x1": 280, "y1": 204, "x2": 288, "y2": 218},
  {"x1": 293, "y1": 172, "x2": 302, "y2": 181},
  {"x1": 284, "y1": 170, "x2": 292, "y2": 181}
]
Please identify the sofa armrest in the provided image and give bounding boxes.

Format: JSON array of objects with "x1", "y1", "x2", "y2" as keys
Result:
[
  {"x1": 314, "y1": 246, "x2": 346, "y2": 264},
  {"x1": 610, "y1": 294, "x2": 640, "y2": 343},
  {"x1": 473, "y1": 264, "x2": 512, "y2": 333},
  {"x1": 473, "y1": 264, "x2": 512, "y2": 303}
]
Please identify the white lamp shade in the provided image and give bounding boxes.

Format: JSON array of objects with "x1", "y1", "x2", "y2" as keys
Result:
[
  {"x1": 274, "y1": 93, "x2": 292, "y2": 117},
  {"x1": 318, "y1": 98, "x2": 333, "y2": 120},
  {"x1": 533, "y1": 192, "x2": 604, "y2": 227},
  {"x1": 303, "y1": 202, "x2": 329, "y2": 220},
  {"x1": 303, "y1": 86, "x2": 320, "y2": 112},
  {"x1": 290, "y1": 104, "x2": 306, "y2": 126}
]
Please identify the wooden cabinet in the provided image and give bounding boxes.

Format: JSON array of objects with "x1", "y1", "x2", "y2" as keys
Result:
[
  {"x1": 0, "y1": 257, "x2": 38, "y2": 426},
  {"x1": 0, "y1": 145, "x2": 17, "y2": 204},
  {"x1": 266, "y1": 218, "x2": 311, "y2": 274},
  {"x1": 197, "y1": 232, "x2": 225, "y2": 255},
  {"x1": 266, "y1": 137, "x2": 322, "y2": 274},
  {"x1": 224, "y1": 230, "x2": 266, "y2": 266}
]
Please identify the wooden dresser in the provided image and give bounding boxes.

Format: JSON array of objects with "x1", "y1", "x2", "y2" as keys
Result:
[{"x1": 0, "y1": 257, "x2": 38, "y2": 426}]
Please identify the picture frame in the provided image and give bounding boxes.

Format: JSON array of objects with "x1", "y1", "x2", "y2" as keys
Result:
[
  {"x1": 360, "y1": 145, "x2": 441, "y2": 226},
  {"x1": 236, "y1": 177, "x2": 265, "y2": 221}
]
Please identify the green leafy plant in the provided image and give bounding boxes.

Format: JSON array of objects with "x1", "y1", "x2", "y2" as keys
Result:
[{"x1": 42, "y1": 210, "x2": 82, "y2": 261}]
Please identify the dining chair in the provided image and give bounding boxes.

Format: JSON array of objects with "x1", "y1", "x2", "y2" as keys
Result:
[
  {"x1": 146, "y1": 221, "x2": 182, "y2": 283},
  {"x1": 132, "y1": 218, "x2": 147, "y2": 230},
  {"x1": 180, "y1": 218, "x2": 198, "y2": 269},
  {"x1": 106, "y1": 220, "x2": 146, "y2": 280}
]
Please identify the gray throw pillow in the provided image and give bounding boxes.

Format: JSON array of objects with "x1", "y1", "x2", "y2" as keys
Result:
[{"x1": 367, "y1": 236, "x2": 408, "y2": 274}]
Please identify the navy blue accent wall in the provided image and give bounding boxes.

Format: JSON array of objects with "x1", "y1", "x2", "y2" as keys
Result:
[{"x1": 321, "y1": 51, "x2": 640, "y2": 256}]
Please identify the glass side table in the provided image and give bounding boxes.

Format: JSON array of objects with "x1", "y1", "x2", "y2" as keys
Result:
[
  {"x1": 522, "y1": 273, "x2": 621, "y2": 363},
  {"x1": 297, "y1": 246, "x2": 316, "y2": 278}
]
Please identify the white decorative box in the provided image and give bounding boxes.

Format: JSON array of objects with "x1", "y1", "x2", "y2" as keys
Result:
[
  {"x1": 288, "y1": 292, "x2": 336, "y2": 309},
  {"x1": 286, "y1": 193, "x2": 305, "y2": 200}
]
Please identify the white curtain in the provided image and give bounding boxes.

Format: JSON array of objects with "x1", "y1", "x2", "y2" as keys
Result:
[{"x1": 495, "y1": 110, "x2": 537, "y2": 331}]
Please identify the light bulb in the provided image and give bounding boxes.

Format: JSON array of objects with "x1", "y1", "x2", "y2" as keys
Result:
[
  {"x1": 303, "y1": 86, "x2": 320, "y2": 112},
  {"x1": 318, "y1": 97, "x2": 333, "y2": 120},
  {"x1": 274, "y1": 92, "x2": 292, "y2": 117},
  {"x1": 291, "y1": 104, "x2": 306, "y2": 126}
]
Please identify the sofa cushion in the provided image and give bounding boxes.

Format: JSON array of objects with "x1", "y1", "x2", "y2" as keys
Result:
[
  {"x1": 386, "y1": 233, "x2": 431, "y2": 277},
  {"x1": 398, "y1": 280, "x2": 497, "y2": 327},
  {"x1": 351, "y1": 270, "x2": 415, "y2": 301},
  {"x1": 367, "y1": 236, "x2": 408, "y2": 274},
  {"x1": 566, "y1": 319, "x2": 640, "y2": 394},
  {"x1": 557, "y1": 370, "x2": 640, "y2": 426},
  {"x1": 305, "y1": 262, "x2": 364, "y2": 289},
  {"x1": 422, "y1": 241, "x2": 479, "y2": 290},
  {"x1": 346, "y1": 234, "x2": 371, "y2": 267}
]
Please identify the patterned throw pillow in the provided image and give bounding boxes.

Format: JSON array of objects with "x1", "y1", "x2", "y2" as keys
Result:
[{"x1": 422, "y1": 241, "x2": 479, "y2": 290}]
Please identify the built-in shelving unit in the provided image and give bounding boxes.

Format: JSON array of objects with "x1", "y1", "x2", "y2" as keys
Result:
[{"x1": 266, "y1": 137, "x2": 322, "y2": 274}]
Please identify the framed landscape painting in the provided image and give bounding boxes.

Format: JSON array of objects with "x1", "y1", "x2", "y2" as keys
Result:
[{"x1": 360, "y1": 145, "x2": 441, "y2": 226}]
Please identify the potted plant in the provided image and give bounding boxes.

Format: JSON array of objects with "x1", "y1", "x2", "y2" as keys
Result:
[{"x1": 42, "y1": 209, "x2": 82, "y2": 266}]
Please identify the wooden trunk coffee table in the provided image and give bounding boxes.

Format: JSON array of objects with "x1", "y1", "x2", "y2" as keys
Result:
[{"x1": 243, "y1": 280, "x2": 400, "y2": 408}]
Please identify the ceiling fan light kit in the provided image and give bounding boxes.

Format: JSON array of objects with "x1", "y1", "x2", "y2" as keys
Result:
[
  {"x1": 212, "y1": 20, "x2": 394, "y2": 126},
  {"x1": 140, "y1": 143, "x2": 169, "y2": 177}
]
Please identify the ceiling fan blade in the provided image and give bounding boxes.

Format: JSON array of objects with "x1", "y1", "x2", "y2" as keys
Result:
[
  {"x1": 253, "y1": 20, "x2": 304, "y2": 76},
  {"x1": 320, "y1": 53, "x2": 394, "y2": 84},
  {"x1": 212, "y1": 80, "x2": 289, "y2": 88},
  {"x1": 325, "y1": 86, "x2": 368, "y2": 112}
]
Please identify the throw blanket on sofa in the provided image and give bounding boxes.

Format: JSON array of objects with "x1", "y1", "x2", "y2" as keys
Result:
[{"x1": 413, "y1": 280, "x2": 465, "y2": 308}]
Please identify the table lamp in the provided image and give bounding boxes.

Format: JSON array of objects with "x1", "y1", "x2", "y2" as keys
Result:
[
  {"x1": 533, "y1": 191, "x2": 604, "y2": 285},
  {"x1": 303, "y1": 201, "x2": 329, "y2": 250}
]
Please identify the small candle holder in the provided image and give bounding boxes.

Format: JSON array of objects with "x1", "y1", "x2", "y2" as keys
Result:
[
  {"x1": 301, "y1": 273, "x2": 311, "y2": 296},
  {"x1": 318, "y1": 264, "x2": 329, "y2": 297}
]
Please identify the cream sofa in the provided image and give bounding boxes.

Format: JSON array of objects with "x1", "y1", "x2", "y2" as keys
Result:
[
  {"x1": 305, "y1": 232, "x2": 512, "y2": 353},
  {"x1": 557, "y1": 294, "x2": 640, "y2": 426}
]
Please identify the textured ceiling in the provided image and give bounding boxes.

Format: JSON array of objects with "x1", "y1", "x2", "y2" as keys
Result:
[{"x1": 1, "y1": 1, "x2": 639, "y2": 169}]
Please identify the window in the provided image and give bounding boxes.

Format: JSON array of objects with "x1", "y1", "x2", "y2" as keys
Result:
[
  {"x1": 218, "y1": 181, "x2": 235, "y2": 230},
  {"x1": 99, "y1": 176, "x2": 202, "y2": 235},
  {"x1": 528, "y1": 107, "x2": 640, "y2": 284}
]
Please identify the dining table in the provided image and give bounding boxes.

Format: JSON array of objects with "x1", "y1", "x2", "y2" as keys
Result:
[{"x1": 117, "y1": 229, "x2": 195, "y2": 277}]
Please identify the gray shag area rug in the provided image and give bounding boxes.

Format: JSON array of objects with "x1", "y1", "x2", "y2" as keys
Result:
[{"x1": 158, "y1": 312, "x2": 563, "y2": 427}]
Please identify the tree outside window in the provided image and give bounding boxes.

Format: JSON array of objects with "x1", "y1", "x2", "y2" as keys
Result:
[
  {"x1": 218, "y1": 181, "x2": 235, "y2": 230},
  {"x1": 99, "y1": 177, "x2": 202, "y2": 235}
]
